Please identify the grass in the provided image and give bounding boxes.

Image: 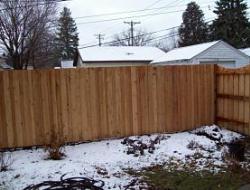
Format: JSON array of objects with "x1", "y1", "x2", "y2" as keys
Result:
[
  {"x1": 125, "y1": 138, "x2": 250, "y2": 190},
  {"x1": 127, "y1": 164, "x2": 250, "y2": 190}
]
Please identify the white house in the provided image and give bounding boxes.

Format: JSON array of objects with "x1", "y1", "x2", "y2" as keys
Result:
[
  {"x1": 152, "y1": 40, "x2": 250, "y2": 68},
  {"x1": 76, "y1": 46, "x2": 166, "y2": 67}
]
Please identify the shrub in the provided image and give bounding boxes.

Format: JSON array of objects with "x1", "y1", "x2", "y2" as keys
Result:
[{"x1": 45, "y1": 132, "x2": 66, "y2": 160}]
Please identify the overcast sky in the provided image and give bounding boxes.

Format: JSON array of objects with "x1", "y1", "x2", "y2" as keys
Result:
[{"x1": 59, "y1": 0, "x2": 250, "y2": 48}]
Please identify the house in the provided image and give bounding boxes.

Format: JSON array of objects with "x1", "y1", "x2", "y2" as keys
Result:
[
  {"x1": 76, "y1": 46, "x2": 166, "y2": 67},
  {"x1": 151, "y1": 40, "x2": 250, "y2": 68}
]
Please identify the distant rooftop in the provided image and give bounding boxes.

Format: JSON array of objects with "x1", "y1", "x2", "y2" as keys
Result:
[
  {"x1": 78, "y1": 46, "x2": 166, "y2": 62},
  {"x1": 240, "y1": 48, "x2": 250, "y2": 57},
  {"x1": 152, "y1": 41, "x2": 220, "y2": 63}
]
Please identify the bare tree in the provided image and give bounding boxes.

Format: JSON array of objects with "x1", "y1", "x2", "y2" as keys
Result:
[
  {"x1": 168, "y1": 28, "x2": 179, "y2": 49},
  {"x1": 110, "y1": 29, "x2": 153, "y2": 46},
  {"x1": 153, "y1": 29, "x2": 179, "y2": 52},
  {"x1": 0, "y1": 0, "x2": 58, "y2": 69}
]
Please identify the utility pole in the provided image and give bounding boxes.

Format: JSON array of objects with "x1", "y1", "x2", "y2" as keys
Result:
[
  {"x1": 124, "y1": 21, "x2": 141, "y2": 46},
  {"x1": 95, "y1": 34, "x2": 105, "y2": 46}
]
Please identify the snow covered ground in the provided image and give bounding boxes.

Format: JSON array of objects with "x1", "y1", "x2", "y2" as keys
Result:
[{"x1": 0, "y1": 125, "x2": 245, "y2": 190}]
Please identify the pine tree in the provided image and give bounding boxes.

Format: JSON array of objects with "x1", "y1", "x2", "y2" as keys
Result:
[
  {"x1": 178, "y1": 2, "x2": 209, "y2": 47},
  {"x1": 56, "y1": 7, "x2": 79, "y2": 60},
  {"x1": 211, "y1": 0, "x2": 250, "y2": 48}
]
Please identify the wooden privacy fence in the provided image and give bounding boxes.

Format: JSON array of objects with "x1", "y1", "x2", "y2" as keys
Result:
[
  {"x1": 216, "y1": 65, "x2": 250, "y2": 136},
  {"x1": 0, "y1": 65, "x2": 215, "y2": 148}
]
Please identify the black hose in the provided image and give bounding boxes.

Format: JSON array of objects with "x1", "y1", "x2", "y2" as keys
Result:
[{"x1": 23, "y1": 175, "x2": 105, "y2": 190}]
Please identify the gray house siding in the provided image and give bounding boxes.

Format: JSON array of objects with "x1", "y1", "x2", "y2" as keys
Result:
[{"x1": 191, "y1": 41, "x2": 249, "y2": 68}]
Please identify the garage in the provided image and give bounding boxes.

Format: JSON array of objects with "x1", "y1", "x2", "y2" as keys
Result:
[{"x1": 151, "y1": 40, "x2": 250, "y2": 68}]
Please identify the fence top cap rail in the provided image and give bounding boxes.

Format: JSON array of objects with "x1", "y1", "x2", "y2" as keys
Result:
[{"x1": 0, "y1": 64, "x2": 214, "y2": 73}]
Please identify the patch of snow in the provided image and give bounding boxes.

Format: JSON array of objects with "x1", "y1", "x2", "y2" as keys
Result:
[
  {"x1": 0, "y1": 125, "x2": 244, "y2": 190},
  {"x1": 192, "y1": 124, "x2": 243, "y2": 143}
]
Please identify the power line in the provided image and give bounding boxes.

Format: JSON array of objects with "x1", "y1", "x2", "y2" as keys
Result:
[
  {"x1": 144, "y1": 0, "x2": 164, "y2": 9},
  {"x1": 72, "y1": 0, "x2": 214, "y2": 41},
  {"x1": 0, "y1": 2, "x2": 210, "y2": 28},
  {"x1": 75, "y1": 8, "x2": 192, "y2": 25},
  {"x1": 73, "y1": 4, "x2": 177, "y2": 20},
  {"x1": 0, "y1": 1, "x2": 214, "y2": 26},
  {"x1": 78, "y1": 18, "x2": 215, "y2": 49},
  {"x1": 78, "y1": 14, "x2": 214, "y2": 48},
  {"x1": 79, "y1": 25, "x2": 180, "y2": 48},
  {"x1": 75, "y1": 5, "x2": 250, "y2": 25},
  {"x1": 79, "y1": 27, "x2": 180, "y2": 49},
  {"x1": 141, "y1": 0, "x2": 186, "y2": 25},
  {"x1": 70, "y1": 0, "x2": 215, "y2": 21}
]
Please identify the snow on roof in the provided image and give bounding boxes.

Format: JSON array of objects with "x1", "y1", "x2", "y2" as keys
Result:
[
  {"x1": 240, "y1": 48, "x2": 250, "y2": 57},
  {"x1": 152, "y1": 41, "x2": 220, "y2": 63},
  {"x1": 78, "y1": 46, "x2": 166, "y2": 62}
]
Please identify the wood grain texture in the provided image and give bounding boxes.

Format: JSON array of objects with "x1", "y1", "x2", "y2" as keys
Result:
[
  {"x1": 216, "y1": 65, "x2": 250, "y2": 136},
  {"x1": 0, "y1": 65, "x2": 215, "y2": 149}
]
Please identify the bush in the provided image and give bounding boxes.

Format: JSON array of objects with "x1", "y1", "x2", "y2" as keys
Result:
[
  {"x1": 0, "y1": 152, "x2": 13, "y2": 172},
  {"x1": 45, "y1": 132, "x2": 66, "y2": 160}
]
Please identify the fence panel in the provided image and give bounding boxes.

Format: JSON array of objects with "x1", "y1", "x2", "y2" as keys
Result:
[
  {"x1": 0, "y1": 65, "x2": 215, "y2": 148},
  {"x1": 216, "y1": 65, "x2": 250, "y2": 136}
]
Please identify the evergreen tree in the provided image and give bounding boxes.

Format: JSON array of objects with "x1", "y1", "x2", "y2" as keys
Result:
[
  {"x1": 56, "y1": 7, "x2": 79, "y2": 60},
  {"x1": 178, "y1": 2, "x2": 209, "y2": 47},
  {"x1": 211, "y1": 0, "x2": 250, "y2": 48}
]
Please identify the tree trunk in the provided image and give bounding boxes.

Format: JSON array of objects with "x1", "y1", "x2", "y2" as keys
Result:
[{"x1": 12, "y1": 54, "x2": 23, "y2": 70}]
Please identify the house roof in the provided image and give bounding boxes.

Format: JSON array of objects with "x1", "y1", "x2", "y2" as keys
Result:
[
  {"x1": 240, "y1": 48, "x2": 250, "y2": 57},
  {"x1": 78, "y1": 46, "x2": 166, "y2": 62},
  {"x1": 152, "y1": 41, "x2": 220, "y2": 63}
]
